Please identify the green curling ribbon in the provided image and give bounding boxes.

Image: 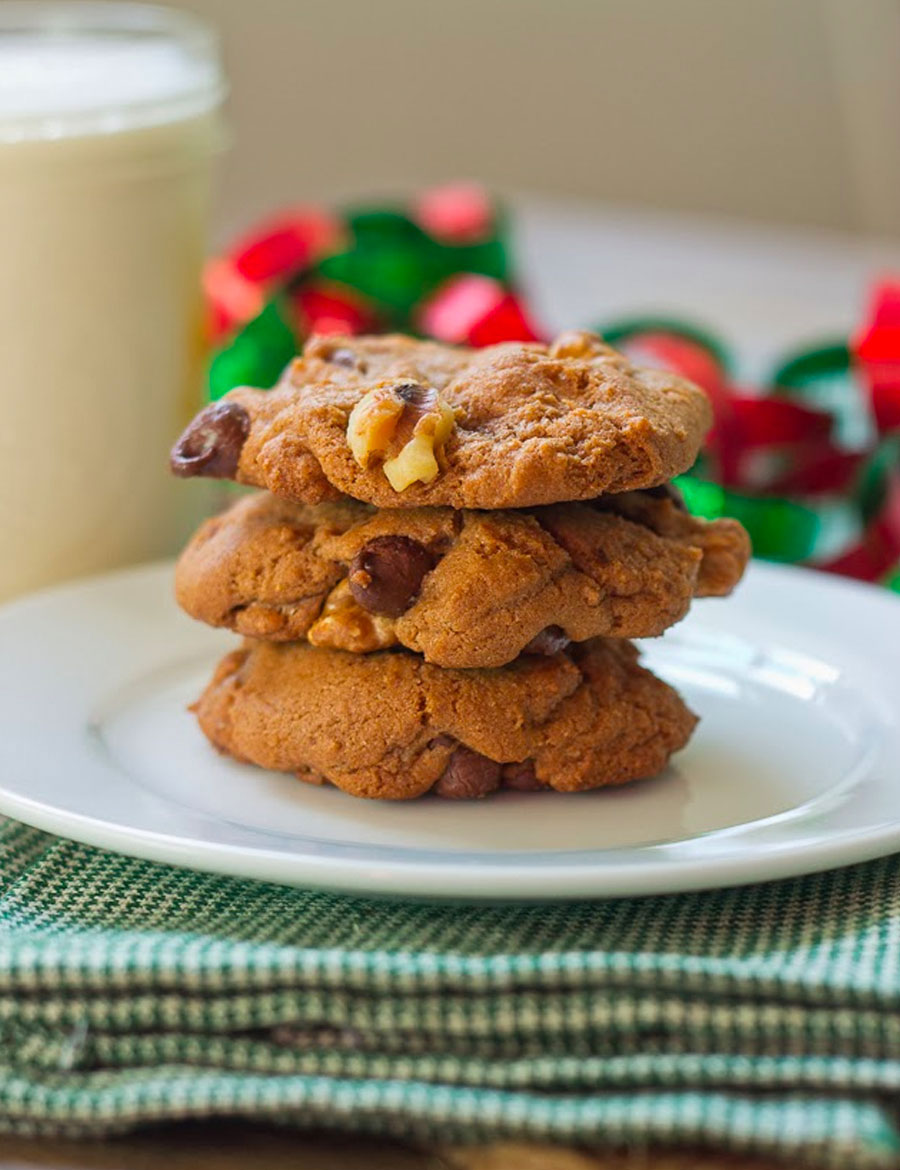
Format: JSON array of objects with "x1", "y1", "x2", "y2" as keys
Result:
[
  {"x1": 771, "y1": 341, "x2": 851, "y2": 387},
  {"x1": 208, "y1": 300, "x2": 296, "y2": 401},
  {"x1": 345, "y1": 209, "x2": 432, "y2": 248},
  {"x1": 770, "y1": 342, "x2": 872, "y2": 449},
  {"x1": 600, "y1": 317, "x2": 734, "y2": 373},
  {"x1": 675, "y1": 475, "x2": 859, "y2": 563},
  {"x1": 884, "y1": 565, "x2": 900, "y2": 594},
  {"x1": 855, "y1": 435, "x2": 900, "y2": 522},
  {"x1": 317, "y1": 208, "x2": 509, "y2": 325}
]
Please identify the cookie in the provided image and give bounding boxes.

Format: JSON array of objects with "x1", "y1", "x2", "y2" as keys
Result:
[
  {"x1": 174, "y1": 486, "x2": 749, "y2": 668},
  {"x1": 171, "y1": 331, "x2": 712, "y2": 509},
  {"x1": 193, "y1": 639, "x2": 697, "y2": 800}
]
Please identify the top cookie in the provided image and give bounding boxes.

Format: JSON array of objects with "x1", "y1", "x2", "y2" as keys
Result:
[{"x1": 171, "y1": 331, "x2": 712, "y2": 509}]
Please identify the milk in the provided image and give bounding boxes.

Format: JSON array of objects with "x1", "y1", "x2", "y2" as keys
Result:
[{"x1": 0, "y1": 5, "x2": 225, "y2": 601}]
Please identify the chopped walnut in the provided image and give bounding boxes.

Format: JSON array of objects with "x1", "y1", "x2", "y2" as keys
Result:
[
  {"x1": 307, "y1": 579, "x2": 398, "y2": 653},
  {"x1": 548, "y1": 330, "x2": 613, "y2": 360},
  {"x1": 346, "y1": 381, "x2": 456, "y2": 491}
]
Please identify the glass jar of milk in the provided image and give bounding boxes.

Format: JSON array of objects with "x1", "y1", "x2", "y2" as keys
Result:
[{"x1": 0, "y1": 3, "x2": 225, "y2": 602}]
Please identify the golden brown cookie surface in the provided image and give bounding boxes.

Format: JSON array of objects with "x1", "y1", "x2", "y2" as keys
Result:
[
  {"x1": 193, "y1": 639, "x2": 697, "y2": 800},
  {"x1": 174, "y1": 487, "x2": 749, "y2": 668},
  {"x1": 171, "y1": 332, "x2": 712, "y2": 509}
]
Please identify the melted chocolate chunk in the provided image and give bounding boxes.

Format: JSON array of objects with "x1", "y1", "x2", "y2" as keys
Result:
[
  {"x1": 434, "y1": 747, "x2": 502, "y2": 799},
  {"x1": 170, "y1": 402, "x2": 250, "y2": 479},
  {"x1": 501, "y1": 760, "x2": 546, "y2": 791},
  {"x1": 348, "y1": 535, "x2": 435, "y2": 618}
]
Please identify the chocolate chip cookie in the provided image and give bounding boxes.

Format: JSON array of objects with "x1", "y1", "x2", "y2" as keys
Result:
[
  {"x1": 194, "y1": 638, "x2": 697, "y2": 800},
  {"x1": 171, "y1": 331, "x2": 712, "y2": 509},
  {"x1": 175, "y1": 487, "x2": 749, "y2": 668}
]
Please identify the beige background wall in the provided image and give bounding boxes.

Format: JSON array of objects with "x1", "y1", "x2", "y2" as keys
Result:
[{"x1": 182, "y1": 0, "x2": 900, "y2": 241}]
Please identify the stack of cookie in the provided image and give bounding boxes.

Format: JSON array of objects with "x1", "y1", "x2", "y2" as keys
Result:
[{"x1": 170, "y1": 331, "x2": 749, "y2": 800}]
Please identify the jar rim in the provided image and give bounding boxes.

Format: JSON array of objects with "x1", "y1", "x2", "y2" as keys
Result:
[{"x1": 0, "y1": 3, "x2": 226, "y2": 142}]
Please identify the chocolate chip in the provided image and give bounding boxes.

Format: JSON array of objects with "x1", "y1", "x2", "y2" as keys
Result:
[
  {"x1": 522, "y1": 626, "x2": 570, "y2": 656},
  {"x1": 501, "y1": 760, "x2": 546, "y2": 791},
  {"x1": 644, "y1": 482, "x2": 687, "y2": 511},
  {"x1": 328, "y1": 347, "x2": 359, "y2": 369},
  {"x1": 433, "y1": 747, "x2": 501, "y2": 799},
  {"x1": 170, "y1": 402, "x2": 250, "y2": 479},
  {"x1": 348, "y1": 535, "x2": 435, "y2": 618}
]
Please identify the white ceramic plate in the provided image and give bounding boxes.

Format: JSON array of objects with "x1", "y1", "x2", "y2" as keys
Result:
[{"x1": 0, "y1": 560, "x2": 898, "y2": 900}]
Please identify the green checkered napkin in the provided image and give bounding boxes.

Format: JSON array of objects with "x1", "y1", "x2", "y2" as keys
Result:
[{"x1": 3, "y1": 819, "x2": 900, "y2": 1168}]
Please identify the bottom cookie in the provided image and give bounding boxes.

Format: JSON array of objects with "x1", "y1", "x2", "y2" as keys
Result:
[{"x1": 193, "y1": 639, "x2": 697, "y2": 800}]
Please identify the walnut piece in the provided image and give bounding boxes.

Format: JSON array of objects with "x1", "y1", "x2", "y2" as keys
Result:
[
  {"x1": 307, "y1": 580, "x2": 398, "y2": 653},
  {"x1": 548, "y1": 329, "x2": 616, "y2": 360},
  {"x1": 346, "y1": 381, "x2": 456, "y2": 492}
]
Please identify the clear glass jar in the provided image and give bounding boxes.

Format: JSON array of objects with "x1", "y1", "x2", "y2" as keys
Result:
[{"x1": 0, "y1": 3, "x2": 226, "y2": 600}]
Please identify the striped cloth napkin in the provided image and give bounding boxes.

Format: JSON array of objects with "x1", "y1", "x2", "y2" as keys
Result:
[{"x1": 1, "y1": 818, "x2": 900, "y2": 1168}]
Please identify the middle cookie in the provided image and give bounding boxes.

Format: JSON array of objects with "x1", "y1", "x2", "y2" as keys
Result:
[{"x1": 176, "y1": 487, "x2": 749, "y2": 669}]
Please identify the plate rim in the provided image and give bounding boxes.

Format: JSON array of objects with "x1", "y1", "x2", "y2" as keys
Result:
[{"x1": 5, "y1": 780, "x2": 900, "y2": 901}]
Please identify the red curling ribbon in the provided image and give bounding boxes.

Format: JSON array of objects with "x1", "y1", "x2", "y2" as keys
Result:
[
  {"x1": 725, "y1": 395, "x2": 833, "y2": 448},
  {"x1": 616, "y1": 331, "x2": 729, "y2": 402},
  {"x1": 764, "y1": 447, "x2": 864, "y2": 497},
  {"x1": 468, "y1": 293, "x2": 543, "y2": 346},
  {"x1": 230, "y1": 208, "x2": 343, "y2": 285},
  {"x1": 290, "y1": 284, "x2": 378, "y2": 337},
  {"x1": 203, "y1": 258, "x2": 265, "y2": 343},
  {"x1": 412, "y1": 182, "x2": 495, "y2": 244},
  {"x1": 853, "y1": 277, "x2": 900, "y2": 433},
  {"x1": 818, "y1": 470, "x2": 900, "y2": 581},
  {"x1": 869, "y1": 381, "x2": 900, "y2": 434},
  {"x1": 419, "y1": 274, "x2": 543, "y2": 346},
  {"x1": 708, "y1": 394, "x2": 835, "y2": 490}
]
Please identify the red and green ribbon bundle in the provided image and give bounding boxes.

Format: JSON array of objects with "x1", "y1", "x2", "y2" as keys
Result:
[
  {"x1": 603, "y1": 302, "x2": 900, "y2": 592},
  {"x1": 204, "y1": 186, "x2": 900, "y2": 593},
  {"x1": 204, "y1": 182, "x2": 538, "y2": 400}
]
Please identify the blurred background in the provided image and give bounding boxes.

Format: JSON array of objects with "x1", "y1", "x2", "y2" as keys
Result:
[{"x1": 183, "y1": 0, "x2": 900, "y2": 242}]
